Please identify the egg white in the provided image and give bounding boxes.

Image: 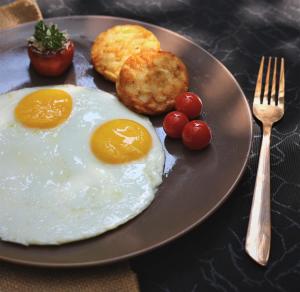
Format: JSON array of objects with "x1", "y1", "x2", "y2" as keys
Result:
[{"x1": 0, "y1": 85, "x2": 164, "y2": 245}]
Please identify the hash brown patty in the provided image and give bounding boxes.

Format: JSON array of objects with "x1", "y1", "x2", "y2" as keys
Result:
[
  {"x1": 116, "y1": 50, "x2": 189, "y2": 115},
  {"x1": 91, "y1": 24, "x2": 160, "y2": 82}
]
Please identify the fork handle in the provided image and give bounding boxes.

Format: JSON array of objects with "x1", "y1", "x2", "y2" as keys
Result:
[{"x1": 245, "y1": 124, "x2": 271, "y2": 266}]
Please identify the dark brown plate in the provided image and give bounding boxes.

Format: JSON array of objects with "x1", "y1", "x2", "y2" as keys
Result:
[{"x1": 0, "y1": 16, "x2": 252, "y2": 267}]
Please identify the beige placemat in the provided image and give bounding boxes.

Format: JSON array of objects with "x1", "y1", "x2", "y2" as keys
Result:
[
  {"x1": 0, "y1": 0, "x2": 42, "y2": 29},
  {"x1": 0, "y1": 261, "x2": 139, "y2": 292},
  {"x1": 0, "y1": 1, "x2": 140, "y2": 291}
]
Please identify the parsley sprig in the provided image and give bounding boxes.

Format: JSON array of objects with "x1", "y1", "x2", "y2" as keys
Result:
[{"x1": 32, "y1": 21, "x2": 68, "y2": 52}]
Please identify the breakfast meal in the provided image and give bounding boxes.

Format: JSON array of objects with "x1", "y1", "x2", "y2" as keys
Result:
[
  {"x1": 91, "y1": 24, "x2": 160, "y2": 82},
  {"x1": 27, "y1": 21, "x2": 74, "y2": 76},
  {"x1": 116, "y1": 50, "x2": 189, "y2": 115},
  {"x1": 0, "y1": 21, "x2": 212, "y2": 246},
  {"x1": 0, "y1": 85, "x2": 164, "y2": 245}
]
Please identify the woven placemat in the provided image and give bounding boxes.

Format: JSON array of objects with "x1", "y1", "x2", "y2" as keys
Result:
[
  {"x1": 0, "y1": 0, "x2": 42, "y2": 29},
  {"x1": 0, "y1": 1, "x2": 140, "y2": 291},
  {"x1": 0, "y1": 261, "x2": 139, "y2": 292}
]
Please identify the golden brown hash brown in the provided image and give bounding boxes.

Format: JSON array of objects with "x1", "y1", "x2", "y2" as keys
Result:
[
  {"x1": 91, "y1": 24, "x2": 161, "y2": 82},
  {"x1": 116, "y1": 50, "x2": 189, "y2": 115}
]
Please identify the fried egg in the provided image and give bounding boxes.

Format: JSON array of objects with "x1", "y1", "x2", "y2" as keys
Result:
[{"x1": 0, "y1": 85, "x2": 164, "y2": 245}]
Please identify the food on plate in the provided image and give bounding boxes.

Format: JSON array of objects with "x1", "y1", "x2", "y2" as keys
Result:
[
  {"x1": 163, "y1": 111, "x2": 189, "y2": 138},
  {"x1": 91, "y1": 24, "x2": 160, "y2": 82},
  {"x1": 28, "y1": 21, "x2": 74, "y2": 76},
  {"x1": 0, "y1": 85, "x2": 164, "y2": 245},
  {"x1": 162, "y1": 91, "x2": 212, "y2": 150},
  {"x1": 90, "y1": 24, "x2": 189, "y2": 116},
  {"x1": 91, "y1": 119, "x2": 152, "y2": 164},
  {"x1": 182, "y1": 120, "x2": 212, "y2": 150},
  {"x1": 15, "y1": 88, "x2": 72, "y2": 128},
  {"x1": 116, "y1": 50, "x2": 189, "y2": 115},
  {"x1": 175, "y1": 92, "x2": 203, "y2": 119}
]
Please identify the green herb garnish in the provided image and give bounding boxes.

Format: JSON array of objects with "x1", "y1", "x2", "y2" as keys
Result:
[{"x1": 33, "y1": 20, "x2": 67, "y2": 51}]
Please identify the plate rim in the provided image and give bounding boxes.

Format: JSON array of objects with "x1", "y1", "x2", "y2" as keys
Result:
[{"x1": 0, "y1": 15, "x2": 253, "y2": 268}]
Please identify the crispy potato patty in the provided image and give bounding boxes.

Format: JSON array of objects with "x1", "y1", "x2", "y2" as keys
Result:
[
  {"x1": 91, "y1": 24, "x2": 160, "y2": 82},
  {"x1": 116, "y1": 50, "x2": 189, "y2": 115}
]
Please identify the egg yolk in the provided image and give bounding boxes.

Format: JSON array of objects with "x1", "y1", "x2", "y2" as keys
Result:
[
  {"x1": 91, "y1": 119, "x2": 152, "y2": 164},
  {"x1": 15, "y1": 89, "x2": 72, "y2": 129}
]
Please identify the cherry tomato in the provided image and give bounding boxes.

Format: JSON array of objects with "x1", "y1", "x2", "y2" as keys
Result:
[
  {"x1": 175, "y1": 92, "x2": 203, "y2": 119},
  {"x1": 28, "y1": 41, "x2": 74, "y2": 77},
  {"x1": 163, "y1": 111, "x2": 189, "y2": 138},
  {"x1": 182, "y1": 120, "x2": 212, "y2": 150}
]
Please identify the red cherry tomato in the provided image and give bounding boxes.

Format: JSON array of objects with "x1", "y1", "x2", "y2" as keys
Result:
[
  {"x1": 163, "y1": 111, "x2": 189, "y2": 138},
  {"x1": 182, "y1": 120, "x2": 212, "y2": 150},
  {"x1": 175, "y1": 92, "x2": 203, "y2": 119},
  {"x1": 28, "y1": 41, "x2": 74, "y2": 77}
]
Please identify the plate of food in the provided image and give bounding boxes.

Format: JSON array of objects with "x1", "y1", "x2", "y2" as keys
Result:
[{"x1": 0, "y1": 16, "x2": 252, "y2": 267}]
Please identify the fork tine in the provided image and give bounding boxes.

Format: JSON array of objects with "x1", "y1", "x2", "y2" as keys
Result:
[
  {"x1": 270, "y1": 57, "x2": 277, "y2": 106},
  {"x1": 262, "y1": 57, "x2": 272, "y2": 104},
  {"x1": 254, "y1": 56, "x2": 265, "y2": 105},
  {"x1": 278, "y1": 58, "x2": 285, "y2": 111}
]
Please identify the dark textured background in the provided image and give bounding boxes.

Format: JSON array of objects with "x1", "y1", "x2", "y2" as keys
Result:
[{"x1": 3, "y1": 0, "x2": 300, "y2": 291}]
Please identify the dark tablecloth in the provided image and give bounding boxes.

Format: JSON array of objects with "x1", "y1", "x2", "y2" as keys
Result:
[{"x1": 7, "y1": 0, "x2": 300, "y2": 291}]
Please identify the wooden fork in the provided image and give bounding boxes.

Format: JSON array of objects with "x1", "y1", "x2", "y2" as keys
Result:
[{"x1": 245, "y1": 56, "x2": 285, "y2": 266}]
